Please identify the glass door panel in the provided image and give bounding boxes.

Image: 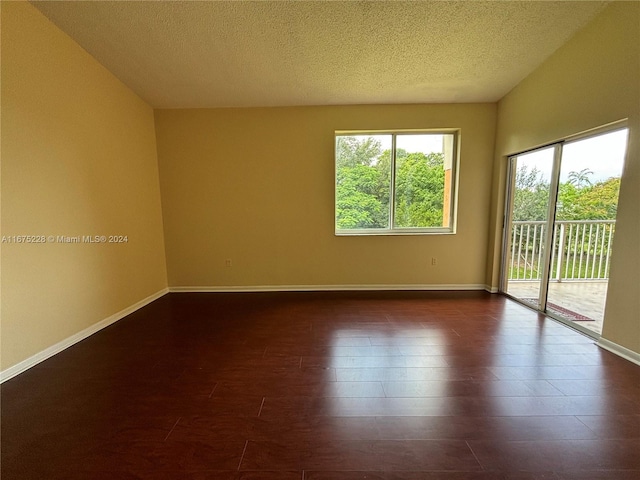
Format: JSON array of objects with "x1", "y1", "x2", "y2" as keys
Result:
[
  {"x1": 546, "y1": 129, "x2": 628, "y2": 334},
  {"x1": 503, "y1": 146, "x2": 557, "y2": 309}
]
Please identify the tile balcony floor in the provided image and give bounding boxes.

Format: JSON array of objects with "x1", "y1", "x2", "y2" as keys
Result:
[{"x1": 506, "y1": 281, "x2": 608, "y2": 335}]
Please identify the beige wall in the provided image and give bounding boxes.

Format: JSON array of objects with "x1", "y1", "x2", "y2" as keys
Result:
[
  {"x1": 155, "y1": 104, "x2": 496, "y2": 289},
  {"x1": 1, "y1": 2, "x2": 168, "y2": 370},
  {"x1": 489, "y1": 2, "x2": 640, "y2": 353}
]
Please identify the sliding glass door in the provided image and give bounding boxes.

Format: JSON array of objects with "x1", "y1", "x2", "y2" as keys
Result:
[{"x1": 501, "y1": 127, "x2": 628, "y2": 336}]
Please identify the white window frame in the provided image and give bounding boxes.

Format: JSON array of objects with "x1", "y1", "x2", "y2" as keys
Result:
[{"x1": 335, "y1": 129, "x2": 459, "y2": 236}]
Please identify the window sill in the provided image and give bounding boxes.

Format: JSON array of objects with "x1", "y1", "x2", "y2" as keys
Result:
[{"x1": 335, "y1": 228, "x2": 455, "y2": 236}]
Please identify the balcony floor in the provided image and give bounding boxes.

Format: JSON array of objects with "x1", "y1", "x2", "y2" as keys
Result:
[{"x1": 505, "y1": 280, "x2": 607, "y2": 335}]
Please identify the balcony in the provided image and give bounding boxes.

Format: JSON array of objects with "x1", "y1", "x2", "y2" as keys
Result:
[{"x1": 505, "y1": 220, "x2": 614, "y2": 334}]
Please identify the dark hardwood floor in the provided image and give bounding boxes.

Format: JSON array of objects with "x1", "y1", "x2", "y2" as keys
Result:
[{"x1": 2, "y1": 291, "x2": 639, "y2": 479}]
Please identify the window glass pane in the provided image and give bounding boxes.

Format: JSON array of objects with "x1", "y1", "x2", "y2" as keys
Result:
[
  {"x1": 393, "y1": 134, "x2": 454, "y2": 228},
  {"x1": 335, "y1": 135, "x2": 392, "y2": 230},
  {"x1": 556, "y1": 129, "x2": 627, "y2": 221}
]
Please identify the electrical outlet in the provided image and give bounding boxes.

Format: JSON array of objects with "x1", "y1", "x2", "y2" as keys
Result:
[
  {"x1": 431, "y1": 257, "x2": 437, "y2": 266},
  {"x1": 225, "y1": 259, "x2": 232, "y2": 267}
]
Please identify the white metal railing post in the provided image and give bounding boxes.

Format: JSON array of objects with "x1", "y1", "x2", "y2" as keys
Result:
[
  {"x1": 578, "y1": 223, "x2": 586, "y2": 279},
  {"x1": 555, "y1": 223, "x2": 566, "y2": 282},
  {"x1": 516, "y1": 224, "x2": 523, "y2": 279},
  {"x1": 535, "y1": 224, "x2": 542, "y2": 279}
]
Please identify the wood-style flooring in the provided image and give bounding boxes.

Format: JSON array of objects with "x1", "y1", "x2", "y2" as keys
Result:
[{"x1": 2, "y1": 291, "x2": 639, "y2": 479}]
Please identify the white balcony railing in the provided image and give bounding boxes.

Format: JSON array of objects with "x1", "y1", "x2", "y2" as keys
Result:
[{"x1": 508, "y1": 220, "x2": 615, "y2": 282}]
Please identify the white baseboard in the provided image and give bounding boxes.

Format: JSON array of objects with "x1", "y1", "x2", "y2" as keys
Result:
[
  {"x1": 169, "y1": 284, "x2": 488, "y2": 293},
  {"x1": 597, "y1": 338, "x2": 640, "y2": 366},
  {"x1": 0, "y1": 287, "x2": 169, "y2": 383},
  {"x1": 484, "y1": 285, "x2": 499, "y2": 293}
]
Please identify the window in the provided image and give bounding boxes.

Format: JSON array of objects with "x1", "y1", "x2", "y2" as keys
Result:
[{"x1": 335, "y1": 131, "x2": 458, "y2": 235}]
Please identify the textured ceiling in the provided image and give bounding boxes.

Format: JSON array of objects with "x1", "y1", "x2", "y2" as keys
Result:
[{"x1": 30, "y1": 1, "x2": 609, "y2": 108}]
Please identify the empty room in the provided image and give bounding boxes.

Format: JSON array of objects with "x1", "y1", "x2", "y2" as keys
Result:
[{"x1": 1, "y1": 1, "x2": 639, "y2": 479}]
